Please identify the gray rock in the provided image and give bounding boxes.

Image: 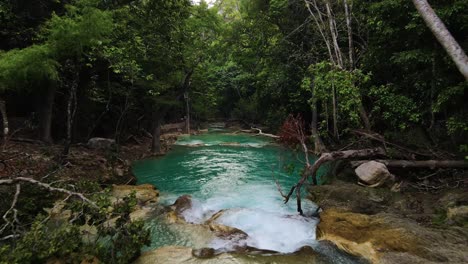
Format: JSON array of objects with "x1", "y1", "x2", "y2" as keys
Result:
[
  {"x1": 355, "y1": 161, "x2": 394, "y2": 187},
  {"x1": 87, "y1": 137, "x2": 116, "y2": 150}
]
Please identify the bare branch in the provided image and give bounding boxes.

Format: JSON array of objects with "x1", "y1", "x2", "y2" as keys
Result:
[{"x1": 0, "y1": 177, "x2": 98, "y2": 208}]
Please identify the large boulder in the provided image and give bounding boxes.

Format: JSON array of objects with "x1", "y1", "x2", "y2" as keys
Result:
[
  {"x1": 86, "y1": 137, "x2": 116, "y2": 150},
  {"x1": 355, "y1": 161, "x2": 394, "y2": 187}
]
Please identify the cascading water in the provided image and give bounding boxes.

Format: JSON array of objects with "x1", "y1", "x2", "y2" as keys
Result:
[{"x1": 133, "y1": 131, "x2": 364, "y2": 263}]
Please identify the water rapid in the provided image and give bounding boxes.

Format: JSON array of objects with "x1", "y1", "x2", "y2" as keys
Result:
[{"x1": 133, "y1": 131, "x2": 361, "y2": 263}]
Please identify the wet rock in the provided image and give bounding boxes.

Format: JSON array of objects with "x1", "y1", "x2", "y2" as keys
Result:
[
  {"x1": 192, "y1": 248, "x2": 216, "y2": 258},
  {"x1": 208, "y1": 223, "x2": 248, "y2": 240},
  {"x1": 87, "y1": 137, "x2": 116, "y2": 150},
  {"x1": 204, "y1": 209, "x2": 227, "y2": 225},
  {"x1": 317, "y1": 208, "x2": 468, "y2": 263},
  {"x1": 112, "y1": 184, "x2": 159, "y2": 205},
  {"x1": 355, "y1": 161, "x2": 394, "y2": 187},
  {"x1": 165, "y1": 210, "x2": 187, "y2": 224},
  {"x1": 171, "y1": 195, "x2": 193, "y2": 215}
]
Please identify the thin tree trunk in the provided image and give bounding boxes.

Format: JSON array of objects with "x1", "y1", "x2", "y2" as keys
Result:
[
  {"x1": 332, "y1": 82, "x2": 338, "y2": 139},
  {"x1": 311, "y1": 104, "x2": 326, "y2": 153},
  {"x1": 412, "y1": 0, "x2": 468, "y2": 80},
  {"x1": 430, "y1": 45, "x2": 436, "y2": 129},
  {"x1": 182, "y1": 70, "x2": 194, "y2": 134},
  {"x1": 358, "y1": 103, "x2": 371, "y2": 130},
  {"x1": 151, "y1": 111, "x2": 163, "y2": 154},
  {"x1": 38, "y1": 83, "x2": 56, "y2": 143},
  {"x1": 305, "y1": 0, "x2": 335, "y2": 65},
  {"x1": 185, "y1": 92, "x2": 190, "y2": 134},
  {"x1": 326, "y1": 1, "x2": 344, "y2": 68},
  {"x1": 0, "y1": 98, "x2": 9, "y2": 144},
  {"x1": 62, "y1": 61, "x2": 79, "y2": 158},
  {"x1": 343, "y1": 0, "x2": 354, "y2": 69}
]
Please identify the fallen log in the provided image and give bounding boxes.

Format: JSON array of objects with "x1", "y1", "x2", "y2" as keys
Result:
[
  {"x1": 350, "y1": 160, "x2": 468, "y2": 169},
  {"x1": 250, "y1": 127, "x2": 280, "y2": 139},
  {"x1": 283, "y1": 147, "x2": 386, "y2": 215}
]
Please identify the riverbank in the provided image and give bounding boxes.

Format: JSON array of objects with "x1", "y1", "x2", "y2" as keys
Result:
[{"x1": 310, "y1": 176, "x2": 468, "y2": 263}]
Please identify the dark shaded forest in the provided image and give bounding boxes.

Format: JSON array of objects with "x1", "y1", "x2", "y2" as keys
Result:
[{"x1": 0, "y1": 0, "x2": 466, "y2": 263}]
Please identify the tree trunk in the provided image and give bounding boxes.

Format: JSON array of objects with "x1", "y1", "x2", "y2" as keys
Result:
[
  {"x1": 182, "y1": 70, "x2": 194, "y2": 134},
  {"x1": 38, "y1": 84, "x2": 56, "y2": 143},
  {"x1": 351, "y1": 159, "x2": 468, "y2": 168},
  {"x1": 326, "y1": 1, "x2": 344, "y2": 68},
  {"x1": 332, "y1": 82, "x2": 339, "y2": 139},
  {"x1": 358, "y1": 103, "x2": 371, "y2": 130},
  {"x1": 0, "y1": 98, "x2": 9, "y2": 143},
  {"x1": 305, "y1": 0, "x2": 335, "y2": 65},
  {"x1": 185, "y1": 92, "x2": 190, "y2": 134},
  {"x1": 62, "y1": 61, "x2": 79, "y2": 159},
  {"x1": 311, "y1": 104, "x2": 326, "y2": 153},
  {"x1": 151, "y1": 111, "x2": 163, "y2": 154},
  {"x1": 343, "y1": 0, "x2": 354, "y2": 70},
  {"x1": 412, "y1": 0, "x2": 468, "y2": 80}
]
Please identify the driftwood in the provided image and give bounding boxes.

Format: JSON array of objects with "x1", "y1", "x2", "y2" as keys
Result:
[
  {"x1": 351, "y1": 160, "x2": 468, "y2": 169},
  {"x1": 283, "y1": 147, "x2": 386, "y2": 215},
  {"x1": 250, "y1": 127, "x2": 280, "y2": 138}
]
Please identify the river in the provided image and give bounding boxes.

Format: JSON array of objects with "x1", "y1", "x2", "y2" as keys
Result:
[{"x1": 132, "y1": 130, "x2": 364, "y2": 263}]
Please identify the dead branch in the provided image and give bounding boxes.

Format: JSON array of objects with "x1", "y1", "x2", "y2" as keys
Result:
[
  {"x1": 250, "y1": 127, "x2": 280, "y2": 139},
  {"x1": 350, "y1": 160, "x2": 468, "y2": 169},
  {"x1": 0, "y1": 184, "x2": 21, "y2": 235},
  {"x1": 0, "y1": 177, "x2": 97, "y2": 208}
]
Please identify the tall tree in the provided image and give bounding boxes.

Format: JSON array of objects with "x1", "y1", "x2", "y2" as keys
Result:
[{"x1": 412, "y1": 0, "x2": 468, "y2": 80}]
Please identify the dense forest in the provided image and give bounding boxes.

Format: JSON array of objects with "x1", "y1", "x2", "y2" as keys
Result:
[{"x1": 0, "y1": 0, "x2": 467, "y2": 263}]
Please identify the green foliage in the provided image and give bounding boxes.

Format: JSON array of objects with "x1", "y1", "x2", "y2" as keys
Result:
[
  {"x1": 369, "y1": 85, "x2": 421, "y2": 130},
  {"x1": 0, "y1": 44, "x2": 58, "y2": 91},
  {"x1": 42, "y1": 0, "x2": 113, "y2": 60},
  {"x1": 0, "y1": 215, "x2": 82, "y2": 264},
  {"x1": 0, "y1": 186, "x2": 150, "y2": 264}
]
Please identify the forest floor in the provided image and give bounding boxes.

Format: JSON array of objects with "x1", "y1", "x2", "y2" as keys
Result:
[{"x1": 0, "y1": 133, "x2": 180, "y2": 186}]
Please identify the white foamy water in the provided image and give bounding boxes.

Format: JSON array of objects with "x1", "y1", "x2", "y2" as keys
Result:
[{"x1": 180, "y1": 180, "x2": 319, "y2": 253}]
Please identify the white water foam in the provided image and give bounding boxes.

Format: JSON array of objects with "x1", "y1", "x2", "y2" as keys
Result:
[{"x1": 179, "y1": 181, "x2": 319, "y2": 253}]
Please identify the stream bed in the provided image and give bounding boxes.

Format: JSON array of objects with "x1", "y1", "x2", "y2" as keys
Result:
[{"x1": 132, "y1": 131, "x2": 364, "y2": 263}]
